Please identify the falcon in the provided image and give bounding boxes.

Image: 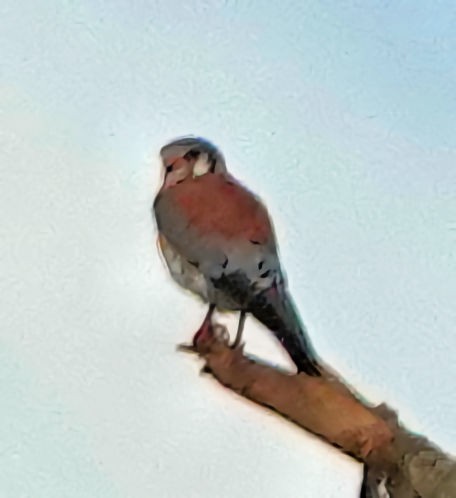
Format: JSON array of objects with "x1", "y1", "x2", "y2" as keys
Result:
[{"x1": 153, "y1": 136, "x2": 321, "y2": 376}]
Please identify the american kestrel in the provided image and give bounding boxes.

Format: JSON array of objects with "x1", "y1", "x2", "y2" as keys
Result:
[{"x1": 153, "y1": 136, "x2": 320, "y2": 376}]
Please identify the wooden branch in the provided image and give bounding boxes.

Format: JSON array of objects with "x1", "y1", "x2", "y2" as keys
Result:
[{"x1": 180, "y1": 323, "x2": 456, "y2": 498}]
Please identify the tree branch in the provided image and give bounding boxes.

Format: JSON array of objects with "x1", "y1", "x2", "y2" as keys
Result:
[{"x1": 179, "y1": 324, "x2": 456, "y2": 498}]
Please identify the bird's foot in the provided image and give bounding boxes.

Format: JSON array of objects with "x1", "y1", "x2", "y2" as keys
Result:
[
  {"x1": 177, "y1": 319, "x2": 216, "y2": 354},
  {"x1": 192, "y1": 319, "x2": 214, "y2": 347},
  {"x1": 229, "y1": 338, "x2": 243, "y2": 350},
  {"x1": 177, "y1": 321, "x2": 230, "y2": 356},
  {"x1": 230, "y1": 329, "x2": 245, "y2": 350}
]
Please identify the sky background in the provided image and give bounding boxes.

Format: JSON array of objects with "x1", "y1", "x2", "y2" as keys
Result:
[{"x1": 1, "y1": 1, "x2": 455, "y2": 497}]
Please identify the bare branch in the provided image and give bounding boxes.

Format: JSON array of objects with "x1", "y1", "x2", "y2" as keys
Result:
[{"x1": 180, "y1": 323, "x2": 456, "y2": 498}]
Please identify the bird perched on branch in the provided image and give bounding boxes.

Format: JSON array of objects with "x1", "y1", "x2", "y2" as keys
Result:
[{"x1": 153, "y1": 136, "x2": 321, "y2": 376}]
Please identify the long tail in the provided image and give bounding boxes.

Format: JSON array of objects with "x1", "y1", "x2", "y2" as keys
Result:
[{"x1": 249, "y1": 287, "x2": 321, "y2": 376}]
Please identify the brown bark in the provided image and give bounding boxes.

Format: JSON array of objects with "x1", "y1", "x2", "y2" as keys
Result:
[{"x1": 179, "y1": 324, "x2": 456, "y2": 498}]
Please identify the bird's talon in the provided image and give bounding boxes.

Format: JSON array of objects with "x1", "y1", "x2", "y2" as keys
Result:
[{"x1": 176, "y1": 343, "x2": 197, "y2": 354}]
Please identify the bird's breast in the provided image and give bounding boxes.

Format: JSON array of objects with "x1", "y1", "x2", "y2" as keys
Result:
[{"x1": 168, "y1": 175, "x2": 272, "y2": 244}]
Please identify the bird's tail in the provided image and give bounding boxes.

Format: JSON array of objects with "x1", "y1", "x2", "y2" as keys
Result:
[{"x1": 249, "y1": 287, "x2": 321, "y2": 376}]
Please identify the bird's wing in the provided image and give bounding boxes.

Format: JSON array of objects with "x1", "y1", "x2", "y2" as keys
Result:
[{"x1": 153, "y1": 174, "x2": 282, "y2": 299}]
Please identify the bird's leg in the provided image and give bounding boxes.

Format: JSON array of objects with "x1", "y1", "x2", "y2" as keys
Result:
[
  {"x1": 177, "y1": 304, "x2": 216, "y2": 355},
  {"x1": 192, "y1": 303, "x2": 216, "y2": 347},
  {"x1": 231, "y1": 310, "x2": 246, "y2": 349}
]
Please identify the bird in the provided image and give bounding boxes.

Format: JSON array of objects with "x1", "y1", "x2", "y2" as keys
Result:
[{"x1": 153, "y1": 136, "x2": 321, "y2": 376}]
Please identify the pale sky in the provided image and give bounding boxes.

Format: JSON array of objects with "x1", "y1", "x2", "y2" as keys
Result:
[{"x1": 1, "y1": 1, "x2": 455, "y2": 497}]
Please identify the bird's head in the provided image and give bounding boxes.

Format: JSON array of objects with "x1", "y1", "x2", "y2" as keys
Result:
[{"x1": 159, "y1": 136, "x2": 227, "y2": 187}]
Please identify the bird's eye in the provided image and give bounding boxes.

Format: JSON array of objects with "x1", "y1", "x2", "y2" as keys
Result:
[
  {"x1": 184, "y1": 149, "x2": 200, "y2": 160},
  {"x1": 166, "y1": 164, "x2": 173, "y2": 173}
]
